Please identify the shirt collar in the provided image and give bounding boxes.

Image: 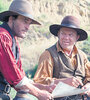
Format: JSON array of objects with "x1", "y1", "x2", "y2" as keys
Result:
[
  {"x1": 0, "y1": 22, "x2": 14, "y2": 39},
  {"x1": 56, "y1": 41, "x2": 78, "y2": 57}
]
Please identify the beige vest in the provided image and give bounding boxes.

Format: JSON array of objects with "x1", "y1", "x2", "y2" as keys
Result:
[{"x1": 47, "y1": 44, "x2": 85, "y2": 82}]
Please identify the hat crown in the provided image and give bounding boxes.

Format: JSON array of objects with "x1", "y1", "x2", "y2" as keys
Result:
[
  {"x1": 0, "y1": 0, "x2": 40, "y2": 25},
  {"x1": 61, "y1": 16, "x2": 80, "y2": 28},
  {"x1": 9, "y1": 0, "x2": 33, "y2": 19},
  {"x1": 49, "y1": 16, "x2": 88, "y2": 41}
]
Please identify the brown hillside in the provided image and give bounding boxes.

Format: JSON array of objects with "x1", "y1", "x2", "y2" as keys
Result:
[{"x1": 5, "y1": 0, "x2": 90, "y2": 70}]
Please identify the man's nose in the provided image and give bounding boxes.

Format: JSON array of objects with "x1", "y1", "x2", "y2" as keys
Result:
[{"x1": 64, "y1": 34, "x2": 69, "y2": 39}]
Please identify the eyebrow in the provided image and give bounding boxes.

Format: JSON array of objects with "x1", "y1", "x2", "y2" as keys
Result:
[
  {"x1": 24, "y1": 17, "x2": 32, "y2": 23},
  {"x1": 24, "y1": 18, "x2": 30, "y2": 21}
]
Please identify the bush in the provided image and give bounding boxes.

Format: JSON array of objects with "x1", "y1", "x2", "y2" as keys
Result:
[
  {"x1": 81, "y1": 36, "x2": 90, "y2": 61},
  {"x1": 0, "y1": 0, "x2": 11, "y2": 24},
  {"x1": 0, "y1": 0, "x2": 9, "y2": 12},
  {"x1": 25, "y1": 64, "x2": 38, "y2": 79}
]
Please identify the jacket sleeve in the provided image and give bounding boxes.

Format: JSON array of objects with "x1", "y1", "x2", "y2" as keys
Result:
[
  {"x1": 79, "y1": 50, "x2": 90, "y2": 84},
  {"x1": 34, "y1": 50, "x2": 54, "y2": 85},
  {"x1": 0, "y1": 32, "x2": 25, "y2": 86},
  {"x1": 34, "y1": 47, "x2": 90, "y2": 85},
  {"x1": 83, "y1": 53, "x2": 90, "y2": 84}
]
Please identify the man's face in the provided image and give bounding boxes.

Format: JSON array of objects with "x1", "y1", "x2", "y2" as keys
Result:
[
  {"x1": 10, "y1": 15, "x2": 32, "y2": 38},
  {"x1": 58, "y1": 27, "x2": 79, "y2": 51}
]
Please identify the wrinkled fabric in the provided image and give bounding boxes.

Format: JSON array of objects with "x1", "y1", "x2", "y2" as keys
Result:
[
  {"x1": 34, "y1": 42, "x2": 90, "y2": 85},
  {"x1": 0, "y1": 93, "x2": 11, "y2": 100},
  {"x1": 0, "y1": 23, "x2": 25, "y2": 87}
]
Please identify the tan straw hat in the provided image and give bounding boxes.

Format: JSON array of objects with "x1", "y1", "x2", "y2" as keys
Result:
[
  {"x1": 50, "y1": 16, "x2": 88, "y2": 41},
  {"x1": 0, "y1": 0, "x2": 41, "y2": 25}
]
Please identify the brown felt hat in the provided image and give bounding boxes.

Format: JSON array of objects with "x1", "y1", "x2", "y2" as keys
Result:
[
  {"x1": 0, "y1": 0, "x2": 41, "y2": 25},
  {"x1": 49, "y1": 16, "x2": 88, "y2": 41}
]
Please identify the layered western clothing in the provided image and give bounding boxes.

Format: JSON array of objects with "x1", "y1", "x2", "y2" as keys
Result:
[
  {"x1": 34, "y1": 42, "x2": 90, "y2": 99},
  {"x1": 0, "y1": 23, "x2": 26, "y2": 93},
  {"x1": 34, "y1": 42, "x2": 90, "y2": 84}
]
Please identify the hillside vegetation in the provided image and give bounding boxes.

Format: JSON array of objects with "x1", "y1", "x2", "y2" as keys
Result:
[
  {"x1": 0, "y1": 0, "x2": 90, "y2": 99},
  {"x1": 0, "y1": 0, "x2": 90, "y2": 73},
  {"x1": 21, "y1": 0, "x2": 90, "y2": 71}
]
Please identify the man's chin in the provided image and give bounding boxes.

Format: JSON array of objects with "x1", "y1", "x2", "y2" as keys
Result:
[{"x1": 62, "y1": 46, "x2": 73, "y2": 51}]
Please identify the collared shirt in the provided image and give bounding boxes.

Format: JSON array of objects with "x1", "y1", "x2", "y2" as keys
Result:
[
  {"x1": 56, "y1": 42, "x2": 78, "y2": 68},
  {"x1": 34, "y1": 42, "x2": 90, "y2": 85},
  {"x1": 0, "y1": 23, "x2": 26, "y2": 87}
]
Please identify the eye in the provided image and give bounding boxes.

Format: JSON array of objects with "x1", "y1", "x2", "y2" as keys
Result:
[
  {"x1": 24, "y1": 18, "x2": 32, "y2": 25},
  {"x1": 24, "y1": 19, "x2": 28, "y2": 24},
  {"x1": 69, "y1": 32, "x2": 75, "y2": 37},
  {"x1": 69, "y1": 34, "x2": 73, "y2": 36},
  {"x1": 60, "y1": 31, "x2": 65, "y2": 35}
]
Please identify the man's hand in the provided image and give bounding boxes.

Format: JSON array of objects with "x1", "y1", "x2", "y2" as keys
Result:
[
  {"x1": 82, "y1": 82, "x2": 90, "y2": 96},
  {"x1": 44, "y1": 84, "x2": 56, "y2": 93},
  {"x1": 53, "y1": 77, "x2": 83, "y2": 88},
  {"x1": 32, "y1": 83, "x2": 54, "y2": 100},
  {"x1": 37, "y1": 90, "x2": 53, "y2": 100},
  {"x1": 19, "y1": 82, "x2": 53, "y2": 100},
  {"x1": 33, "y1": 82, "x2": 56, "y2": 93}
]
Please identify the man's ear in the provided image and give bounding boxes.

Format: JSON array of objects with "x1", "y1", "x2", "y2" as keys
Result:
[
  {"x1": 8, "y1": 16, "x2": 14, "y2": 24},
  {"x1": 7, "y1": 16, "x2": 14, "y2": 29},
  {"x1": 77, "y1": 35, "x2": 80, "y2": 41}
]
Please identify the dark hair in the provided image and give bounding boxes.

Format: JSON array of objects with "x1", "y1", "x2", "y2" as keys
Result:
[{"x1": 4, "y1": 15, "x2": 18, "y2": 22}]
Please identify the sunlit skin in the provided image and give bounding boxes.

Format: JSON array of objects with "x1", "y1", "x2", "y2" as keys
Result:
[
  {"x1": 7, "y1": 15, "x2": 54, "y2": 100},
  {"x1": 58, "y1": 27, "x2": 80, "y2": 55},
  {"x1": 8, "y1": 15, "x2": 32, "y2": 38},
  {"x1": 56, "y1": 27, "x2": 90, "y2": 96}
]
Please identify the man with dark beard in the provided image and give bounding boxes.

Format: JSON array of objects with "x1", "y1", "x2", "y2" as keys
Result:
[{"x1": 0, "y1": 0, "x2": 54, "y2": 100}]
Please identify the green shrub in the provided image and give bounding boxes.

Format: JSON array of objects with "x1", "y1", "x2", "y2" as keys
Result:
[
  {"x1": 0, "y1": 0, "x2": 9, "y2": 12},
  {"x1": 0, "y1": 0, "x2": 11, "y2": 24},
  {"x1": 81, "y1": 36, "x2": 90, "y2": 61},
  {"x1": 25, "y1": 64, "x2": 38, "y2": 79},
  {"x1": 88, "y1": 35, "x2": 90, "y2": 41}
]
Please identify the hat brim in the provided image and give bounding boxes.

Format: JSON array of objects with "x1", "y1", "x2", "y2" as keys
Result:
[
  {"x1": 49, "y1": 24, "x2": 88, "y2": 41},
  {"x1": 0, "y1": 11, "x2": 41, "y2": 25}
]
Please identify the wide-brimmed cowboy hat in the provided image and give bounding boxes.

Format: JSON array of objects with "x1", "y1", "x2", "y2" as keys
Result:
[
  {"x1": 0, "y1": 0, "x2": 41, "y2": 25},
  {"x1": 49, "y1": 16, "x2": 88, "y2": 41}
]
